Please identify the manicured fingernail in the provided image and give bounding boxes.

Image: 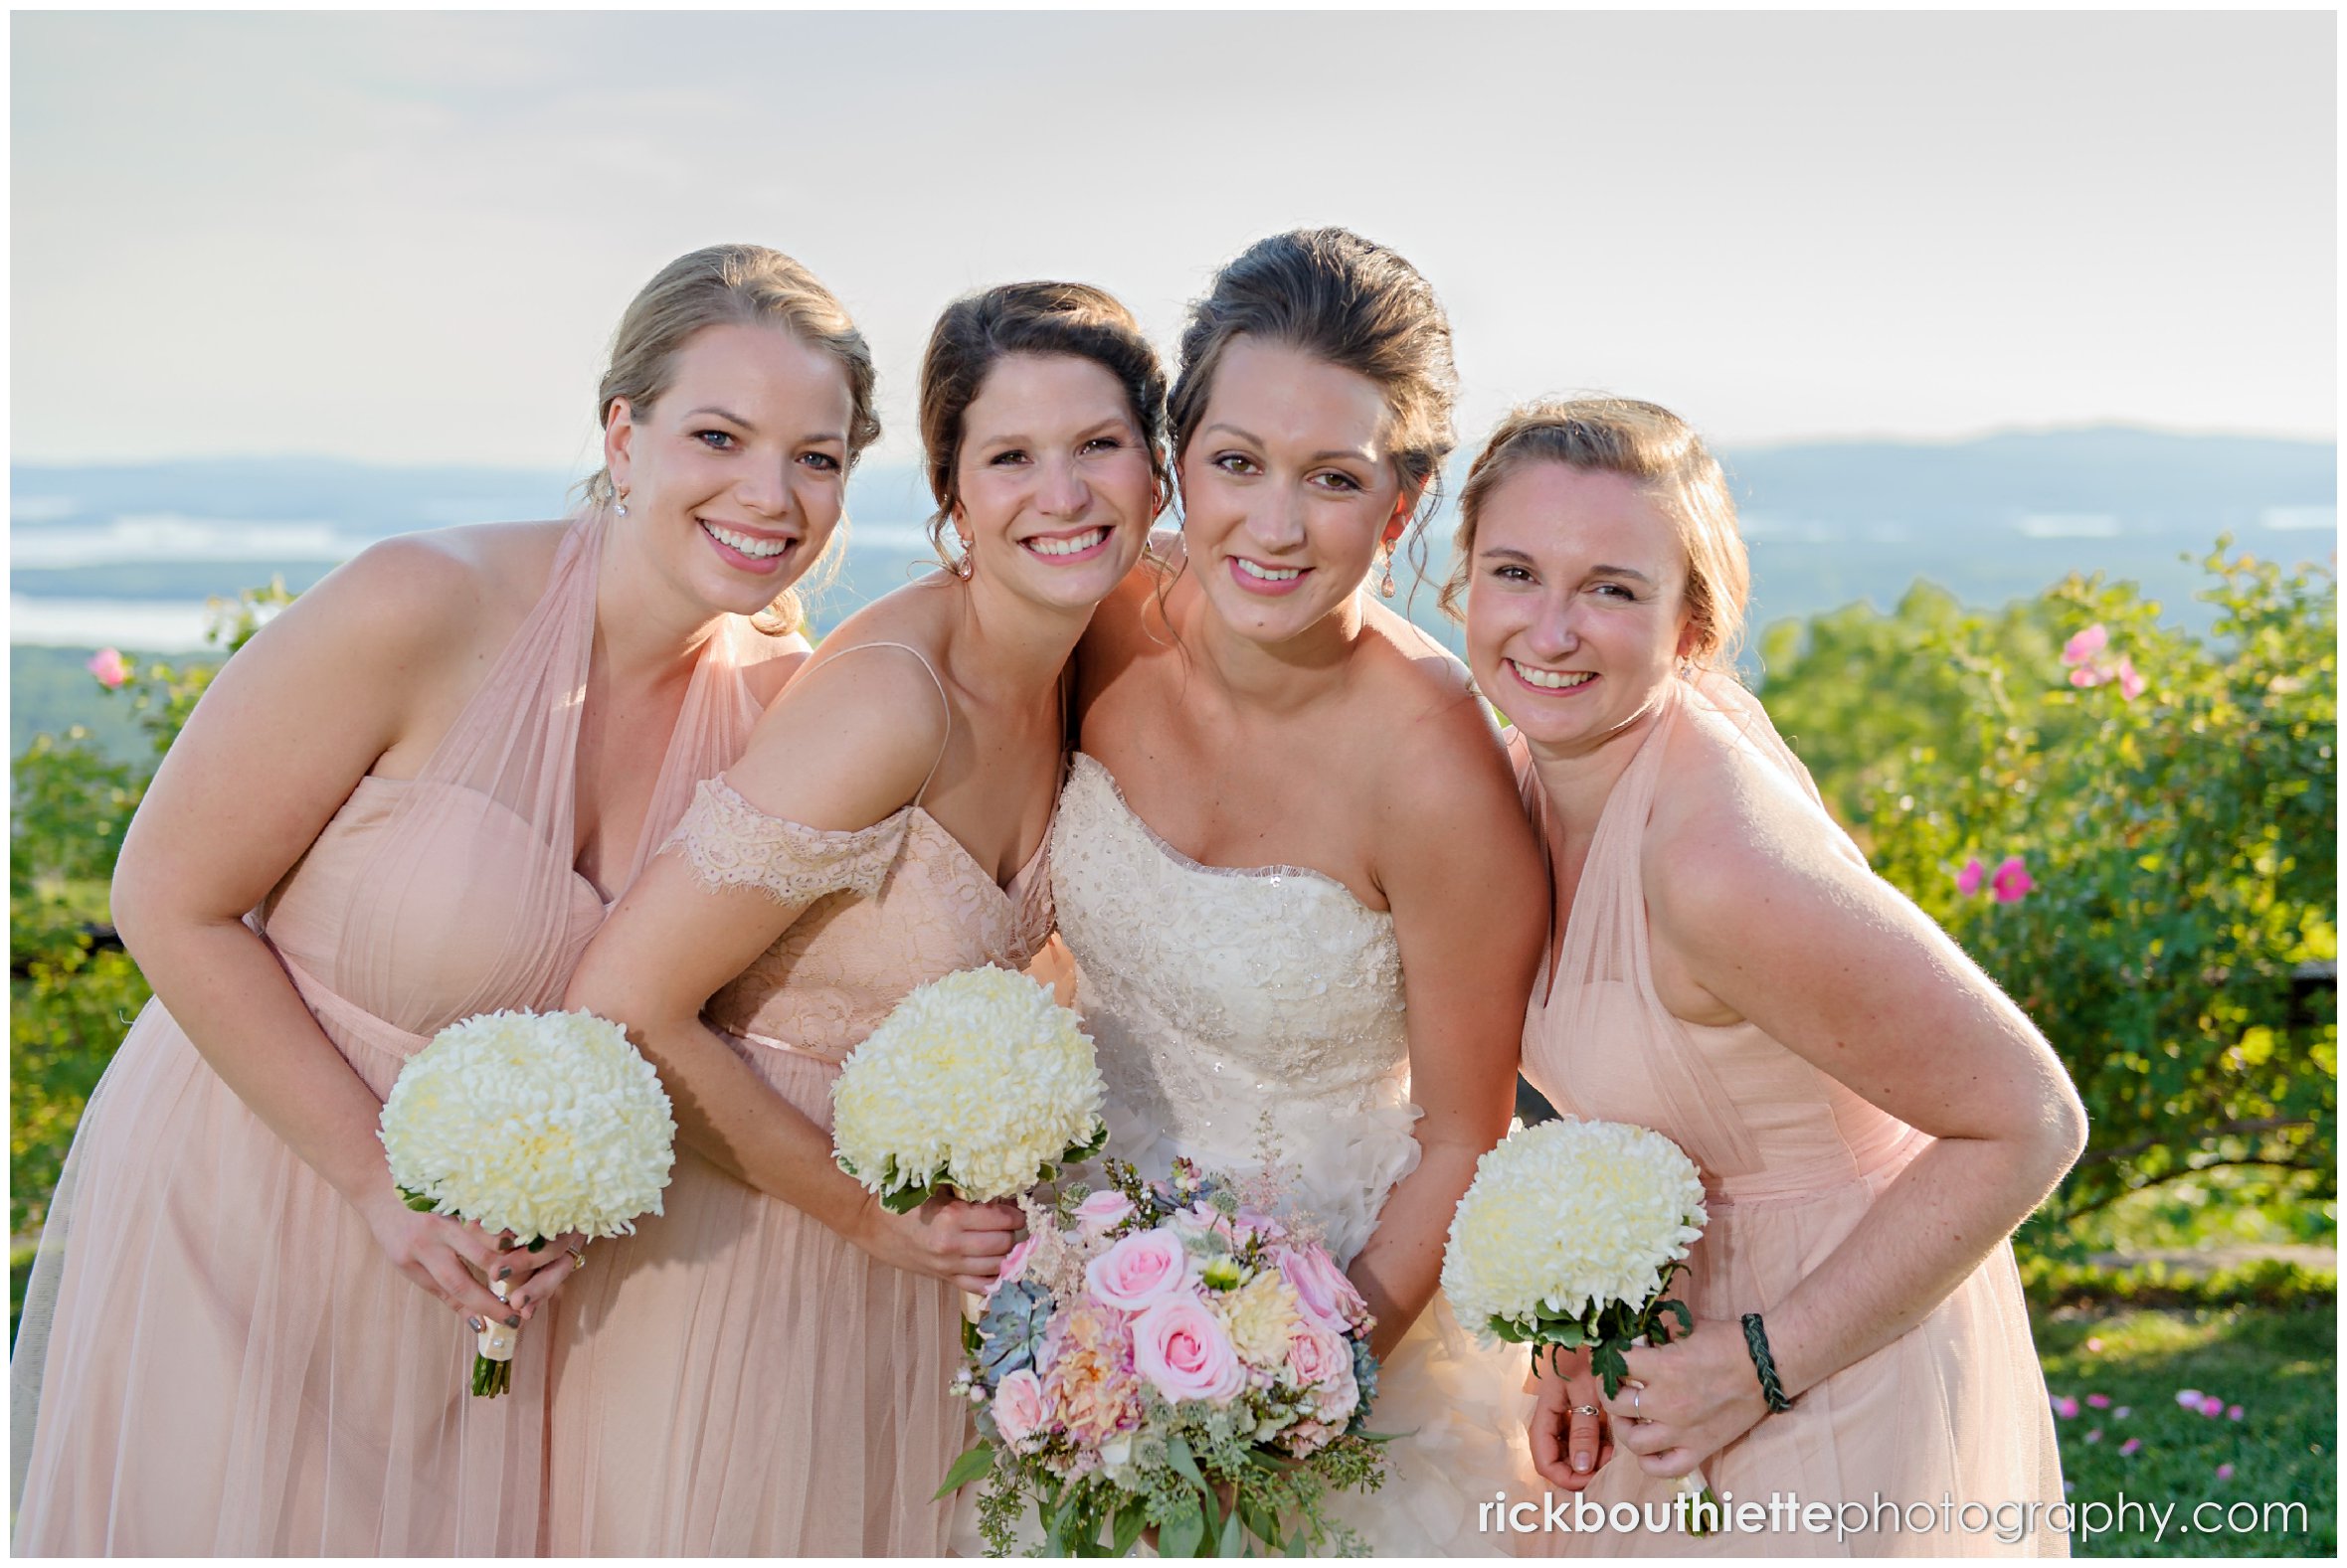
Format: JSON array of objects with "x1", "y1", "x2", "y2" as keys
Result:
[
  {"x1": 505, "y1": 1313, "x2": 521, "y2": 1327},
  {"x1": 496, "y1": 1267, "x2": 512, "y2": 1281},
  {"x1": 468, "y1": 1316, "x2": 484, "y2": 1331},
  {"x1": 1573, "y1": 1453, "x2": 1592, "y2": 1474}
]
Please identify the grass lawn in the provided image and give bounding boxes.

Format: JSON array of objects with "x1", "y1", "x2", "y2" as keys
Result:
[{"x1": 2036, "y1": 1303, "x2": 2335, "y2": 1556}]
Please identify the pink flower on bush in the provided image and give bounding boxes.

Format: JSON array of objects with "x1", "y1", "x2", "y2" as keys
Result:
[
  {"x1": 1275, "y1": 1245, "x2": 1366, "y2": 1333},
  {"x1": 2217, "y1": 1464, "x2": 2235, "y2": 1481},
  {"x1": 2052, "y1": 1395, "x2": 2080, "y2": 1420},
  {"x1": 1132, "y1": 1296, "x2": 1246, "y2": 1404},
  {"x1": 2198, "y1": 1395, "x2": 2225, "y2": 1418},
  {"x1": 87, "y1": 648, "x2": 130, "y2": 689},
  {"x1": 992, "y1": 1368, "x2": 1051, "y2": 1452},
  {"x1": 1085, "y1": 1230, "x2": 1191, "y2": 1311},
  {"x1": 1956, "y1": 857, "x2": 1987, "y2": 896},
  {"x1": 2113, "y1": 656, "x2": 2147, "y2": 702},
  {"x1": 2085, "y1": 1336, "x2": 2104, "y2": 1353},
  {"x1": 2062, "y1": 624, "x2": 2110, "y2": 667},
  {"x1": 1073, "y1": 1190, "x2": 1136, "y2": 1238},
  {"x1": 2118, "y1": 1437, "x2": 2140, "y2": 1458},
  {"x1": 2086, "y1": 1393, "x2": 2111, "y2": 1409},
  {"x1": 2226, "y1": 1404, "x2": 2243, "y2": 1422},
  {"x1": 1990, "y1": 856, "x2": 2035, "y2": 904}
]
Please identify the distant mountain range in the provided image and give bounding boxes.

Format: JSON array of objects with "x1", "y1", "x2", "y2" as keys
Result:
[{"x1": 11, "y1": 426, "x2": 2335, "y2": 554}]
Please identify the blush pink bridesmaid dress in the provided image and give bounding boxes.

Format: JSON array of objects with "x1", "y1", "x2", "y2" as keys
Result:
[
  {"x1": 9, "y1": 514, "x2": 768, "y2": 1555},
  {"x1": 1518, "y1": 673, "x2": 2067, "y2": 1557},
  {"x1": 543, "y1": 642, "x2": 1055, "y2": 1556}
]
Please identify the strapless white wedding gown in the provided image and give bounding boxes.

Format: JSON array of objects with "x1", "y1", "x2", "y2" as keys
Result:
[{"x1": 1049, "y1": 752, "x2": 1540, "y2": 1555}]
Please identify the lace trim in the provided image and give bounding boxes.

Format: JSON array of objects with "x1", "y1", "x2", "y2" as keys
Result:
[
  {"x1": 660, "y1": 778, "x2": 908, "y2": 906},
  {"x1": 1068, "y1": 753, "x2": 1391, "y2": 918}
]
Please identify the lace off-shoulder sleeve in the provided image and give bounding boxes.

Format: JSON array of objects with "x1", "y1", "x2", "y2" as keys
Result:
[{"x1": 659, "y1": 778, "x2": 909, "y2": 906}]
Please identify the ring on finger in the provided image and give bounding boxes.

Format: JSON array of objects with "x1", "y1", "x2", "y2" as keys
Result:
[
  {"x1": 566, "y1": 1243, "x2": 588, "y2": 1271},
  {"x1": 1631, "y1": 1385, "x2": 1643, "y2": 1417},
  {"x1": 1570, "y1": 1404, "x2": 1602, "y2": 1417}
]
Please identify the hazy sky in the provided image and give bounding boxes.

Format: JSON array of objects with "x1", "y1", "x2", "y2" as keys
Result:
[{"x1": 10, "y1": 9, "x2": 2336, "y2": 470}]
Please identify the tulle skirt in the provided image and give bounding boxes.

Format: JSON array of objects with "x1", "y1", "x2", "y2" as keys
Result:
[
  {"x1": 543, "y1": 1041, "x2": 967, "y2": 1555},
  {"x1": 1525, "y1": 1167, "x2": 2068, "y2": 1558},
  {"x1": 10, "y1": 994, "x2": 542, "y2": 1555}
]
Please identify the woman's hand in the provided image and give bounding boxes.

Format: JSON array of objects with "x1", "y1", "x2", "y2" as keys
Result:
[
  {"x1": 357, "y1": 1189, "x2": 515, "y2": 1325},
  {"x1": 1529, "y1": 1345, "x2": 1614, "y2": 1490},
  {"x1": 500, "y1": 1230, "x2": 590, "y2": 1320},
  {"x1": 1597, "y1": 1317, "x2": 1769, "y2": 1481},
  {"x1": 850, "y1": 1192, "x2": 1023, "y2": 1294}
]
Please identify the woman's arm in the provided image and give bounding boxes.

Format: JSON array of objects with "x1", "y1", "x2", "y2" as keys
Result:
[
  {"x1": 562, "y1": 645, "x2": 1020, "y2": 1292},
  {"x1": 1350, "y1": 687, "x2": 1546, "y2": 1359},
  {"x1": 110, "y1": 535, "x2": 530, "y2": 1324},
  {"x1": 1604, "y1": 752, "x2": 2087, "y2": 1478}
]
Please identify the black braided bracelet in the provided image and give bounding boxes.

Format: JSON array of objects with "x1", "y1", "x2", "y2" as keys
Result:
[{"x1": 1741, "y1": 1312, "x2": 1794, "y2": 1413}]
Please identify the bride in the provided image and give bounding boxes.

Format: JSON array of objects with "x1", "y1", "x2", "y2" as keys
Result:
[{"x1": 1049, "y1": 228, "x2": 1556, "y2": 1553}]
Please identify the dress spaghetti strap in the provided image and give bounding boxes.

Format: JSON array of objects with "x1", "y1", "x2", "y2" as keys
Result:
[{"x1": 799, "y1": 639, "x2": 954, "y2": 805}]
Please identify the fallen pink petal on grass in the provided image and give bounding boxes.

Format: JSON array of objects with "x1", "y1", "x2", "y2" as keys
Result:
[
  {"x1": 2227, "y1": 1405, "x2": 2243, "y2": 1421},
  {"x1": 2199, "y1": 1395, "x2": 2226, "y2": 1418},
  {"x1": 2176, "y1": 1388, "x2": 2203, "y2": 1408},
  {"x1": 2084, "y1": 1429, "x2": 2102, "y2": 1445},
  {"x1": 2217, "y1": 1464, "x2": 2235, "y2": 1481},
  {"x1": 87, "y1": 648, "x2": 129, "y2": 689},
  {"x1": 2118, "y1": 1438, "x2": 2140, "y2": 1458},
  {"x1": 2114, "y1": 1406, "x2": 2131, "y2": 1419},
  {"x1": 2086, "y1": 1393, "x2": 2111, "y2": 1409},
  {"x1": 2052, "y1": 1395, "x2": 2080, "y2": 1420},
  {"x1": 1991, "y1": 856, "x2": 2035, "y2": 904}
]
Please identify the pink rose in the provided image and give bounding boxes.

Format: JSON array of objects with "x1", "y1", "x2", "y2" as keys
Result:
[
  {"x1": 1074, "y1": 1190, "x2": 1136, "y2": 1238},
  {"x1": 1275, "y1": 1245, "x2": 1366, "y2": 1332},
  {"x1": 1132, "y1": 1296, "x2": 1246, "y2": 1405},
  {"x1": 1286, "y1": 1321, "x2": 1358, "y2": 1422},
  {"x1": 995, "y1": 1235, "x2": 1039, "y2": 1288},
  {"x1": 1085, "y1": 1229, "x2": 1191, "y2": 1311},
  {"x1": 991, "y1": 1368, "x2": 1050, "y2": 1451},
  {"x1": 87, "y1": 648, "x2": 129, "y2": 690}
]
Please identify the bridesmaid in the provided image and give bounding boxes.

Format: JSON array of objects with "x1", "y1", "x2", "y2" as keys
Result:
[
  {"x1": 1455, "y1": 399, "x2": 2082, "y2": 1554},
  {"x1": 1051, "y1": 227, "x2": 1550, "y2": 1552},
  {"x1": 8, "y1": 244, "x2": 879, "y2": 1553},
  {"x1": 546, "y1": 280, "x2": 1168, "y2": 1554}
]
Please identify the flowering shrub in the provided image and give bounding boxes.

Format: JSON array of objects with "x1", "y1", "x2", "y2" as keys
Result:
[{"x1": 1762, "y1": 542, "x2": 2336, "y2": 1218}]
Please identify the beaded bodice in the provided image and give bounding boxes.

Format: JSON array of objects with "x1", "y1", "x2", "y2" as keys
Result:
[{"x1": 1049, "y1": 753, "x2": 1411, "y2": 1176}]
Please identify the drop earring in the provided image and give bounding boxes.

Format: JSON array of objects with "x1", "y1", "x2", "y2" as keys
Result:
[
  {"x1": 614, "y1": 485, "x2": 631, "y2": 519},
  {"x1": 1377, "y1": 551, "x2": 1397, "y2": 600}
]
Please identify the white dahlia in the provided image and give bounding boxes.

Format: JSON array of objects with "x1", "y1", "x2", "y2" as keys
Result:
[
  {"x1": 379, "y1": 1007, "x2": 677, "y2": 1242},
  {"x1": 831, "y1": 965, "x2": 1106, "y2": 1207},
  {"x1": 1440, "y1": 1116, "x2": 1708, "y2": 1339}
]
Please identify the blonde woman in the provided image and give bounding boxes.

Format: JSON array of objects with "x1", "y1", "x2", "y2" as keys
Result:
[
  {"x1": 10, "y1": 245, "x2": 874, "y2": 1554},
  {"x1": 1456, "y1": 399, "x2": 2080, "y2": 1555}
]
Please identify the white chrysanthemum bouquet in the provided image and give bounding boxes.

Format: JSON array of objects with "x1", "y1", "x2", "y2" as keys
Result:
[
  {"x1": 830, "y1": 966, "x2": 1107, "y2": 1211},
  {"x1": 1441, "y1": 1116, "x2": 1718, "y2": 1531},
  {"x1": 379, "y1": 1008, "x2": 676, "y2": 1396}
]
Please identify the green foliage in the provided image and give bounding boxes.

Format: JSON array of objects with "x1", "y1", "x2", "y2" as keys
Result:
[
  {"x1": 2023, "y1": 1256, "x2": 2335, "y2": 1313},
  {"x1": 1763, "y1": 542, "x2": 2337, "y2": 1219},
  {"x1": 2035, "y1": 1304, "x2": 2334, "y2": 1556},
  {"x1": 9, "y1": 585, "x2": 290, "y2": 1234}
]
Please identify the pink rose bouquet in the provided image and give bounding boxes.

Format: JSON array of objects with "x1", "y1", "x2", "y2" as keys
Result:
[{"x1": 941, "y1": 1158, "x2": 1388, "y2": 1556}]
